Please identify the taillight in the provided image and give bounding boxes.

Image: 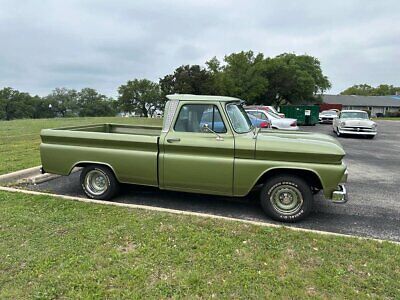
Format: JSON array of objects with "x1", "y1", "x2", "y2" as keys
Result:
[
  {"x1": 290, "y1": 121, "x2": 297, "y2": 127},
  {"x1": 260, "y1": 121, "x2": 269, "y2": 128}
]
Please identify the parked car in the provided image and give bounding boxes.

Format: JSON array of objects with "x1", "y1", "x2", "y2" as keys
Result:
[
  {"x1": 245, "y1": 105, "x2": 285, "y2": 118},
  {"x1": 246, "y1": 109, "x2": 299, "y2": 130},
  {"x1": 247, "y1": 114, "x2": 271, "y2": 128},
  {"x1": 319, "y1": 110, "x2": 338, "y2": 124},
  {"x1": 40, "y1": 94, "x2": 348, "y2": 222},
  {"x1": 200, "y1": 108, "x2": 270, "y2": 130},
  {"x1": 333, "y1": 110, "x2": 377, "y2": 139}
]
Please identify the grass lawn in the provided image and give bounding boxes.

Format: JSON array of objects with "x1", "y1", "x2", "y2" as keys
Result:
[
  {"x1": 0, "y1": 117, "x2": 162, "y2": 175},
  {"x1": 1, "y1": 191, "x2": 399, "y2": 299},
  {"x1": 1, "y1": 117, "x2": 399, "y2": 298},
  {"x1": 373, "y1": 117, "x2": 400, "y2": 120}
]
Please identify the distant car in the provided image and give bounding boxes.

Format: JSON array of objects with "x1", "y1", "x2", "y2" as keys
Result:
[
  {"x1": 247, "y1": 114, "x2": 271, "y2": 128},
  {"x1": 245, "y1": 105, "x2": 285, "y2": 118},
  {"x1": 319, "y1": 110, "x2": 338, "y2": 124},
  {"x1": 245, "y1": 109, "x2": 299, "y2": 130},
  {"x1": 333, "y1": 110, "x2": 377, "y2": 139}
]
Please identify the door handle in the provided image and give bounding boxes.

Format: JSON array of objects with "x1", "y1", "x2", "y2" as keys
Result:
[{"x1": 167, "y1": 138, "x2": 181, "y2": 143}]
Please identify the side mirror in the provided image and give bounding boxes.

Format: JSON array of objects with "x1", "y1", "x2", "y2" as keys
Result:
[
  {"x1": 202, "y1": 123, "x2": 210, "y2": 133},
  {"x1": 202, "y1": 124, "x2": 224, "y2": 141}
]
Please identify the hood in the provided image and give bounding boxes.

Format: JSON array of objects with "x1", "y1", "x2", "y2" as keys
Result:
[
  {"x1": 340, "y1": 119, "x2": 375, "y2": 127},
  {"x1": 255, "y1": 130, "x2": 345, "y2": 164}
]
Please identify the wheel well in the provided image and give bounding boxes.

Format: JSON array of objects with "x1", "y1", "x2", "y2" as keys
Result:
[
  {"x1": 73, "y1": 162, "x2": 118, "y2": 179},
  {"x1": 255, "y1": 168, "x2": 323, "y2": 190}
]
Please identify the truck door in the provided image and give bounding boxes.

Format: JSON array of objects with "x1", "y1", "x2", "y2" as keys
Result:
[{"x1": 161, "y1": 103, "x2": 234, "y2": 195}]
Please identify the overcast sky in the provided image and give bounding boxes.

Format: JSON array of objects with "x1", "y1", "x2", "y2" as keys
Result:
[{"x1": 0, "y1": 0, "x2": 399, "y2": 96}]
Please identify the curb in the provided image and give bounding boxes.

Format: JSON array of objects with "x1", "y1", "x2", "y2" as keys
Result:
[
  {"x1": 0, "y1": 186, "x2": 398, "y2": 246},
  {"x1": 0, "y1": 166, "x2": 80, "y2": 185},
  {"x1": 0, "y1": 166, "x2": 42, "y2": 184}
]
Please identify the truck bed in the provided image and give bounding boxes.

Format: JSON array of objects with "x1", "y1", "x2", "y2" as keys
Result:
[
  {"x1": 40, "y1": 123, "x2": 162, "y2": 186},
  {"x1": 54, "y1": 123, "x2": 162, "y2": 136}
]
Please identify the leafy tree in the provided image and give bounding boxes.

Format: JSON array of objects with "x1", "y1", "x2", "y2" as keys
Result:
[
  {"x1": 340, "y1": 84, "x2": 375, "y2": 96},
  {"x1": 341, "y1": 84, "x2": 400, "y2": 96},
  {"x1": 207, "y1": 51, "x2": 268, "y2": 104},
  {"x1": 159, "y1": 65, "x2": 214, "y2": 97},
  {"x1": 118, "y1": 79, "x2": 161, "y2": 117},
  {"x1": 263, "y1": 53, "x2": 331, "y2": 106},
  {"x1": 44, "y1": 88, "x2": 78, "y2": 117},
  {"x1": 0, "y1": 87, "x2": 35, "y2": 120},
  {"x1": 31, "y1": 96, "x2": 58, "y2": 119},
  {"x1": 77, "y1": 88, "x2": 116, "y2": 117}
]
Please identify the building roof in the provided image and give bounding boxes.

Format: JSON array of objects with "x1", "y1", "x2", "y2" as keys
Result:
[
  {"x1": 322, "y1": 94, "x2": 400, "y2": 107},
  {"x1": 166, "y1": 94, "x2": 241, "y2": 102}
]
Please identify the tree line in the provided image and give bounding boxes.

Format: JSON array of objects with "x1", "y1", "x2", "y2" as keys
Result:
[
  {"x1": 1, "y1": 51, "x2": 333, "y2": 120},
  {"x1": 340, "y1": 84, "x2": 400, "y2": 96}
]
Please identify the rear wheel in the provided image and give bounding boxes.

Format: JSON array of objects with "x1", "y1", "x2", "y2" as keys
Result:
[
  {"x1": 80, "y1": 165, "x2": 119, "y2": 200},
  {"x1": 260, "y1": 175, "x2": 313, "y2": 222}
]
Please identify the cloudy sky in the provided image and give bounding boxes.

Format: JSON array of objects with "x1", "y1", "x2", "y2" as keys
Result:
[{"x1": 0, "y1": 0, "x2": 399, "y2": 96}]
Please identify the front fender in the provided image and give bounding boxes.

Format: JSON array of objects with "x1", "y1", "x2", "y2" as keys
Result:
[{"x1": 233, "y1": 158, "x2": 347, "y2": 198}]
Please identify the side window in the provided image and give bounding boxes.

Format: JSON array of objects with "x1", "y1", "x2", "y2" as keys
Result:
[
  {"x1": 247, "y1": 111, "x2": 257, "y2": 118},
  {"x1": 174, "y1": 104, "x2": 227, "y2": 133},
  {"x1": 258, "y1": 112, "x2": 268, "y2": 120},
  {"x1": 248, "y1": 111, "x2": 267, "y2": 120}
]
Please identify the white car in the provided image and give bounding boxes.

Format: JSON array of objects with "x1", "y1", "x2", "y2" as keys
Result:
[
  {"x1": 333, "y1": 110, "x2": 377, "y2": 139},
  {"x1": 319, "y1": 110, "x2": 338, "y2": 124},
  {"x1": 266, "y1": 106, "x2": 285, "y2": 118},
  {"x1": 246, "y1": 109, "x2": 299, "y2": 130},
  {"x1": 245, "y1": 105, "x2": 285, "y2": 118}
]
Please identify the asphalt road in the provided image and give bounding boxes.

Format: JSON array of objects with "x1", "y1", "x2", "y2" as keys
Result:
[{"x1": 24, "y1": 120, "x2": 400, "y2": 242}]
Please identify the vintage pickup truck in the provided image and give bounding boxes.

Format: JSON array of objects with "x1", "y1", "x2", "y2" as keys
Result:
[{"x1": 40, "y1": 94, "x2": 348, "y2": 222}]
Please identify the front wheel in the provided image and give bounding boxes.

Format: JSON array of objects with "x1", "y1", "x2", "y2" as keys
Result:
[
  {"x1": 260, "y1": 175, "x2": 313, "y2": 222},
  {"x1": 80, "y1": 165, "x2": 119, "y2": 200},
  {"x1": 336, "y1": 127, "x2": 341, "y2": 137}
]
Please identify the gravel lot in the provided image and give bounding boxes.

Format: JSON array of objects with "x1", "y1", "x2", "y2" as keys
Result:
[{"x1": 25, "y1": 120, "x2": 400, "y2": 242}]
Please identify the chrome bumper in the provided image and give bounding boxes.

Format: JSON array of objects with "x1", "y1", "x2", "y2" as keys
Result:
[
  {"x1": 338, "y1": 128, "x2": 377, "y2": 135},
  {"x1": 331, "y1": 184, "x2": 348, "y2": 204}
]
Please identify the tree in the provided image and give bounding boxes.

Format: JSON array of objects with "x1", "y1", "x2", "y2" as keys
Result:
[
  {"x1": 159, "y1": 65, "x2": 214, "y2": 98},
  {"x1": 44, "y1": 88, "x2": 78, "y2": 117},
  {"x1": 341, "y1": 84, "x2": 400, "y2": 96},
  {"x1": 0, "y1": 87, "x2": 35, "y2": 120},
  {"x1": 340, "y1": 84, "x2": 374, "y2": 96},
  {"x1": 207, "y1": 51, "x2": 269, "y2": 104},
  {"x1": 118, "y1": 79, "x2": 161, "y2": 117},
  {"x1": 263, "y1": 53, "x2": 331, "y2": 106},
  {"x1": 77, "y1": 88, "x2": 116, "y2": 117},
  {"x1": 31, "y1": 96, "x2": 58, "y2": 119}
]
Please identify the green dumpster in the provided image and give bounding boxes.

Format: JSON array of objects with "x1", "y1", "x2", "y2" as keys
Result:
[{"x1": 279, "y1": 105, "x2": 319, "y2": 125}]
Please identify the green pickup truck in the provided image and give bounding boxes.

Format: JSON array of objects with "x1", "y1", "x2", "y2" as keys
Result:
[{"x1": 40, "y1": 94, "x2": 348, "y2": 222}]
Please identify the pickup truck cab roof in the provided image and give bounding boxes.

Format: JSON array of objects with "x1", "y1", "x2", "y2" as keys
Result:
[{"x1": 166, "y1": 94, "x2": 241, "y2": 102}]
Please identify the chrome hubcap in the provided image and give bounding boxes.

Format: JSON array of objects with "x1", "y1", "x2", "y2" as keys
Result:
[
  {"x1": 270, "y1": 184, "x2": 303, "y2": 215},
  {"x1": 85, "y1": 170, "x2": 108, "y2": 195}
]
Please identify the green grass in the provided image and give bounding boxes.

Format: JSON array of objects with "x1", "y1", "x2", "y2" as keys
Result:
[
  {"x1": 0, "y1": 117, "x2": 162, "y2": 175},
  {"x1": 0, "y1": 191, "x2": 399, "y2": 299},
  {"x1": 373, "y1": 117, "x2": 400, "y2": 120},
  {"x1": 1, "y1": 117, "x2": 399, "y2": 298}
]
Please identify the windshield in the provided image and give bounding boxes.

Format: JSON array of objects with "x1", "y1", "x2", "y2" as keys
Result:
[
  {"x1": 321, "y1": 111, "x2": 337, "y2": 115},
  {"x1": 341, "y1": 112, "x2": 368, "y2": 119},
  {"x1": 267, "y1": 110, "x2": 281, "y2": 119},
  {"x1": 226, "y1": 103, "x2": 253, "y2": 133}
]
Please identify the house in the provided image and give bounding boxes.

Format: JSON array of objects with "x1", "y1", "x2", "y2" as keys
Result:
[{"x1": 321, "y1": 95, "x2": 400, "y2": 116}]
